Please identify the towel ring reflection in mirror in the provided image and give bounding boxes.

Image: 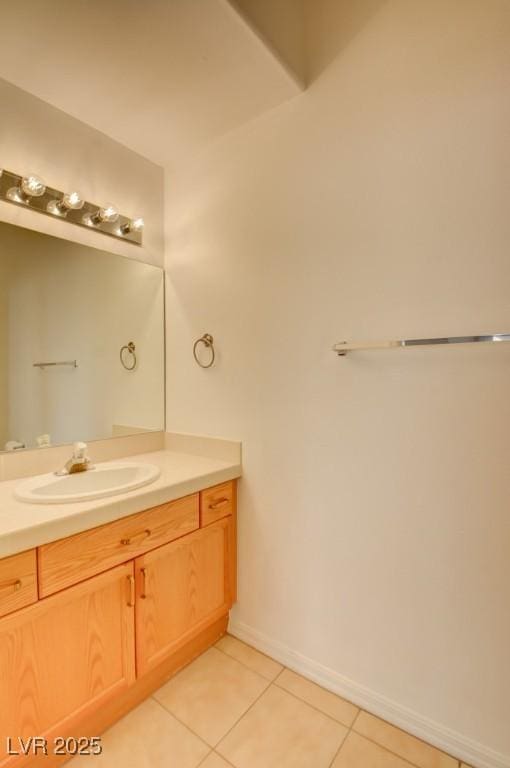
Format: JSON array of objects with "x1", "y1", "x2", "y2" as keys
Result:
[
  {"x1": 120, "y1": 341, "x2": 137, "y2": 371},
  {"x1": 193, "y1": 333, "x2": 215, "y2": 368}
]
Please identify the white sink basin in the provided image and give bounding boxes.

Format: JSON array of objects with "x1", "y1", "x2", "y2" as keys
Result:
[{"x1": 15, "y1": 462, "x2": 161, "y2": 504}]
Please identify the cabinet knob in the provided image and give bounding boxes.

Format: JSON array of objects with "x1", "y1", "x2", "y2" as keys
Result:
[
  {"x1": 0, "y1": 578, "x2": 22, "y2": 594},
  {"x1": 127, "y1": 575, "x2": 135, "y2": 607},
  {"x1": 120, "y1": 529, "x2": 151, "y2": 546},
  {"x1": 140, "y1": 567, "x2": 148, "y2": 599},
  {"x1": 209, "y1": 498, "x2": 229, "y2": 510}
]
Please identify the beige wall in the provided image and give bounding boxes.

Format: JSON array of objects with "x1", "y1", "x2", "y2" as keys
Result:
[
  {"x1": 165, "y1": 1, "x2": 510, "y2": 765},
  {"x1": 0, "y1": 79, "x2": 164, "y2": 267},
  {"x1": 228, "y1": 0, "x2": 306, "y2": 84}
]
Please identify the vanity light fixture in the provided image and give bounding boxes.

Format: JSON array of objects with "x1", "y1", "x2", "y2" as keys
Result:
[
  {"x1": 0, "y1": 168, "x2": 143, "y2": 245},
  {"x1": 121, "y1": 217, "x2": 144, "y2": 235},
  {"x1": 47, "y1": 190, "x2": 85, "y2": 216}
]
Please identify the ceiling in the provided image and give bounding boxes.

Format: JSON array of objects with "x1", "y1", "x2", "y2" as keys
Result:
[{"x1": 0, "y1": 0, "x2": 303, "y2": 169}]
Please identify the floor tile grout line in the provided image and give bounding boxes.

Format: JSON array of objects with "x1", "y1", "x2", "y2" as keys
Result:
[
  {"x1": 151, "y1": 646, "x2": 270, "y2": 748},
  {"x1": 212, "y1": 677, "x2": 274, "y2": 752},
  {"x1": 215, "y1": 637, "x2": 455, "y2": 767},
  {"x1": 214, "y1": 648, "x2": 360, "y2": 731},
  {"x1": 272, "y1": 666, "x2": 286, "y2": 684},
  {"x1": 351, "y1": 708, "x2": 362, "y2": 729},
  {"x1": 150, "y1": 694, "x2": 213, "y2": 750},
  {"x1": 327, "y1": 714, "x2": 356, "y2": 768},
  {"x1": 218, "y1": 634, "x2": 283, "y2": 667},
  {"x1": 328, "y1": 702, "x2": 362, "y2": 768},
  {"x1": 212, "y1": 750, "x2": 238, "y2": 768},
  {"x1": 272, "y1": 677, "x2": 359, "y2": 729},
  {"x1": 218, "y1": 638, "x2": 462, "y2": 766},
  {"x1": 152, "y1": 658, "x2": 352, "y2": 759},
  {"x1": 353, "y1": 711, "x2": 460, "y2": 764},
  {"x1": 152, "y1": 641, "x2": 460, "y2": 768},
  {"x1": 351, "y1": 718, "x2": 460, "y2": 767},
  {"x1": 346, "y1": 729, "x2": 449, "y2": 768},
  {"x1": 213, "y1": 677, "x2": 353, "y2": 767},
  {"x1": 210, "y1": 642, "x2": 276, "y2": 684},
  {"x1": 194, "y1": 746, "x2": 238, "y2": 768},
  {"x1": 217, "y1": 641, "x2": 459, "y2": 767},
  {"x1": 215, "y1": 640, "x2": 360, "y2": 730},
  {"x1": 152, "y1": 658, "x2": 273, "y2": 753},
  {"x1": 213, "y1": 639, "x2": 284, "y2": 683},
  {"x1": 195, "y1": 748, "x2": 214, "y2": 768}
]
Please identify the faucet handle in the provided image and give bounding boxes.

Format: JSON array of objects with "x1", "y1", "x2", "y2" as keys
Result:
[
  {"x1": 73, "y1": 441, "x2": 88, "y2": 459},
  {"x1": 54, "y1": 442, "x2": 91, "y2": 476}
]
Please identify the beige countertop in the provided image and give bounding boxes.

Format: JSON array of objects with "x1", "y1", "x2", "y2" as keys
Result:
[{"x1": 0, "y1": 447, "x2": 241, "y2": 558}]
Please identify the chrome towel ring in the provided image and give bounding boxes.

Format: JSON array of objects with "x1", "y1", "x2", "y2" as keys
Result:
[
  {"x1": 193, "y1": 333, "x2": 215, "y2": 368},
  {"x1": 120, "y1": 341, "x2": 137, "y2": 371}
]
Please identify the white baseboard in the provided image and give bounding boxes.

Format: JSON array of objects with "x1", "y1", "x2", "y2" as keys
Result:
[{"x1": 228, "y1": 619, "x2": 509, "y2": 768}]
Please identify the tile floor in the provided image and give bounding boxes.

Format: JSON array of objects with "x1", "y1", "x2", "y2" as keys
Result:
[{"x1": 70, "y1": 635, "x2": 471, "y2": 768}]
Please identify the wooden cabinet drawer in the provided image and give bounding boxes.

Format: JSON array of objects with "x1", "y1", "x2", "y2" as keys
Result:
[
  {"x1": 200, "y1": 481, "x2": 235, "y2": 527},
  {"x1": 38, "y1": 494, "x2": 199, "y2": 597},
  {"x1": 0, "y1": 549, "x2": 38, "y2": 618}
]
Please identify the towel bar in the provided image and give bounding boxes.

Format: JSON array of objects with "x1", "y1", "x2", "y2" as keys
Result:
[
  {"x1": 333, "y1": 334, "x2": 510, "y2": 356},
  {"x1": 33, "y1": 360, "x2": 78, "y2": 369}
]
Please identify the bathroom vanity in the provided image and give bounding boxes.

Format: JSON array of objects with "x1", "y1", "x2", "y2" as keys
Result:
[
  {"x1": 0, "y1": 202, "x2": 240, "y2": 766},
  {"x1": 0, "y1": 448, "x2": 240, "y2": 768}
]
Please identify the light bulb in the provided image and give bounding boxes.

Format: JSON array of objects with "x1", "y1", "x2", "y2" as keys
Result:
[
  {"x1": 20, "y1": 175, "x2": 46, "y2": 197},
  {"x1": 7, "y1": 173, "x2": 46, "y2": 204},
  {"x1": 92, "y1": 203, "x2": 119, "y2": 225},
  {"x1": 47, "y1": 190, "x2": 85, "y2": 216},
  {"x1": 121, "y1": 216, "x2": 144, "y2": 235},
  {"x1": 62, "y1": 190, "x2": 84, "y2": 210}
]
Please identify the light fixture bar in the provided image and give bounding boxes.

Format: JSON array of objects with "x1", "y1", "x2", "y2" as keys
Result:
[{"x1": 0, "y1": 168, "x2": 143, "y2": 246}]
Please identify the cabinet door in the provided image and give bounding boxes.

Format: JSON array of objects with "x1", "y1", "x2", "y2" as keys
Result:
[
  {"x1": 135, "y1": 518, "x2": 233, "y2": 676},
  {"x1": 0, "y1": 562, "x2": 135, "y2": 767}
]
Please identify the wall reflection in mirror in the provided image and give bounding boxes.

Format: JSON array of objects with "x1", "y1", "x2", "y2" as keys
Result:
[{"x1": 0, "y1": 221, "x2": 165, "y2": 452}]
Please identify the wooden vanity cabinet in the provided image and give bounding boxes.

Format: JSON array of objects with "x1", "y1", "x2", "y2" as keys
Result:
[
  {"x1": 0, "y1": 480, "x2": 237, "y2": 768},
  {"x1": 0, "y1": 563, "x2": 135, "y2": 768}
]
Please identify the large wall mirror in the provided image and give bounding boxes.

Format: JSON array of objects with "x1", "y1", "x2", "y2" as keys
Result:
[{"x1": 0, "y1": 221, "x2": 165, "y2": 452}]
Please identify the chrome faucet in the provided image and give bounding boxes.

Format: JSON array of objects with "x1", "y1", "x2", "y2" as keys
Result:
[{"x1": 56, "y1": 442, "x2": 93, "y2": 476}]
